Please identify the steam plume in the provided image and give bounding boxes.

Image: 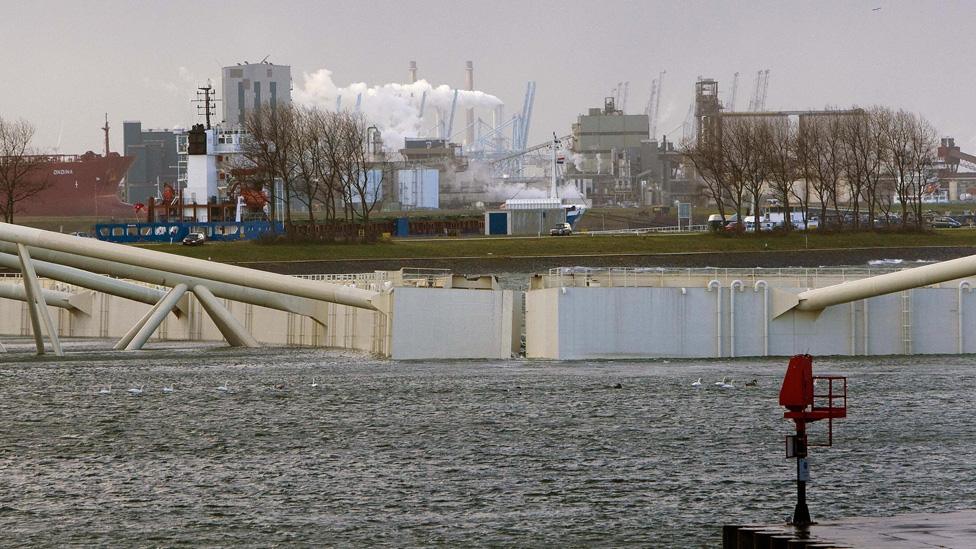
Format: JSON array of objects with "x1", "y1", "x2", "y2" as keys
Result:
[{"x1": 295, "y1": 68, "x2": 503, "y2": 150}]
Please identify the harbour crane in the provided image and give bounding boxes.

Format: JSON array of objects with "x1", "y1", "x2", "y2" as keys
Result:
[
  {"x1": 645, "y1": 71, "x2": 665, "y2": 140},
  {"x1": 645, "y1": 79, "x2": 658, "y2": 136},
  {"x1": 748, "y1": 70, "x2": 761, "y2": 111},
  {"x1": 758, "y1": 69, "x2": 771, "y2": 111}
]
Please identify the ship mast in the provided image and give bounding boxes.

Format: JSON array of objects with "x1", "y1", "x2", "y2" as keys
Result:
[
  {"x1": 102, "y1": 114, "x2": 110, "y2": 156},
  {"x1": 193, "y1": 83, "x2": 217, "y2": 130},
  {"x1": 550, "y1": 132, "x2": 559, "y2": 200}
]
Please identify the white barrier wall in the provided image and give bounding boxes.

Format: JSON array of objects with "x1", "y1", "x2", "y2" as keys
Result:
[
  {"x1": 526, "y1": 284, "x2": 976, "y2": 360},
  {"x1": 0, "y1": 281, "x2": 517, "y2": 360},
  {"x1": 390, "y1": 287, "x2": 518, "y2": 360}
]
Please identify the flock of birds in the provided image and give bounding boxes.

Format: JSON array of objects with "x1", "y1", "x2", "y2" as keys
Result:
[
  {"x1": 96, "y1": 378, "x2": 319, "y2": 396},
  {"x1": 691, "y1": 377, "x2": 758, "y2": 389}
]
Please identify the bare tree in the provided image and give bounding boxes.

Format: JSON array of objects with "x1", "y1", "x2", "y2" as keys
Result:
[
  {"x1": 724, "y1": 117, "x2": 770, "y2": 232},
  {"x1": 882, "y1": 109, "x2": 917, "y2": 226},
  {"x1": 764, "y1": 116, "x2": 798, "y2": 230},
  {"x1": 243, "y1": 105, "x2": 299, "y2": 227},
  {"x1": 835, "y1": 107, "x2": 887, "y2": 230},
  {"x1": 907, "y1": 113, "x2": 938, "y2": 227},
  {"x1": 682, "y1": 136, "x2": 730, "y2": 222},
  {"x1": 861, "y1": 107, "x2": 890, "y2": 228},
  {"x1": 290, "y1": 106, "x2": 335, "y2": 228},
  {"x1": 717, "y1": 118, "x2": 751, "y2": 223},
  {"x1": 337, "y1": 112, "x2": 383, "y2": 228},
  {"x1": 0, "y1": 117, "x2": 49, "y2": 223}
]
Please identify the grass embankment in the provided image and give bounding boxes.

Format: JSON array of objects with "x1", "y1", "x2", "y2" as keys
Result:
[{"x1": 143, "y1": 229, "x2": 976, "y2": 264}]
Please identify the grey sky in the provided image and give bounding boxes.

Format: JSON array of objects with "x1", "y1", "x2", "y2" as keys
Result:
[{"x1": 2, "y1": 0, "x2": 973, "y2": 154}]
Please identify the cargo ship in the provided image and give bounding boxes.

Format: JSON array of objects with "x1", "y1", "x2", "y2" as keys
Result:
[{"x1": 19, "y1": 151, "x2": 136, "y2": 219}]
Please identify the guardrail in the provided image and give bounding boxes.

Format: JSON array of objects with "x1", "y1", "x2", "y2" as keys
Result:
[
  {"x1": 584, "y1": 224, "x2": 709, "y2": 235},
  {"x1": 539, "y1": 265, "x2": 925, "y2": 289}
]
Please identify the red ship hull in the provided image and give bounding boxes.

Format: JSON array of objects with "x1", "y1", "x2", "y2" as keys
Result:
[{"x1": 19, "y1": 151, "x2": 136, "y2": 219}]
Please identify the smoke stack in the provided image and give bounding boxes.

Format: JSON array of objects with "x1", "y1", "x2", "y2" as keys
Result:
[
  {"x1": 465, "y1": 61, "x2": 474, "y2": 148},
  {"x1": 408, "y1": 60, "x2": 417, "y2": 84}
]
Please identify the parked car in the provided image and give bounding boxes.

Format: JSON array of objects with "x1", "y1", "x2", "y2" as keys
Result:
[
  {"x1": 930, "y1": 216, "x2": 962, "y2": 229},
  {"x1": 549, "y1": 223, "x2": 573, "y2": 236},
  {"x1": 723, "y1": 221, "x2": 746, "y2": 233},
  {"x1": 182, "y1": 232, "x2": 206, "y2": 246}
]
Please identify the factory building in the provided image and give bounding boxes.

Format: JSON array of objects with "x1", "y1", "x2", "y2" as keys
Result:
[
  {"x1": 221, "y1": 61, "x2": 292, "y2": 128},
  {"x1": 122, "y1": 121, "x2": 182, "y2": 204},
  {"x1": 565, "y1": 98, "x2": 694, "y2": 207},
  {"x1": 391, "y1": 138, "x2": 469, "y2": 210}
]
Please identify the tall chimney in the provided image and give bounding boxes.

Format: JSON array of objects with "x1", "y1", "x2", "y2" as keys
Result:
[
  {"x1": 408, "y1": 60, "x2": 417, "y2": 84},
  {"x1": 465, "y1": 61, "x2": 474, "y2": 148}
]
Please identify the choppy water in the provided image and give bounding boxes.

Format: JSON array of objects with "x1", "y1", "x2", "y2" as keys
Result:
[{"x1": 0, "y1": 340, "x2": 972, "y2": 547}]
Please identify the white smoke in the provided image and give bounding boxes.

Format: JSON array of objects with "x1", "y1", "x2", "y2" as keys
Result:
[
  {"x1": 295, "y1": 68, "x2": 504, "y2": 150},
  {"x1": 571, "y1": 152, "x2": 584, "y2": 172},
  {"x1": 482, "y1": 181, "x2": 586, "y2": 202}
]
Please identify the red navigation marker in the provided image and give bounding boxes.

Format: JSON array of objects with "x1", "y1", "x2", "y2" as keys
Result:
[{"x1": 779, "y1": 354, "x2": 847, "y2": 526}]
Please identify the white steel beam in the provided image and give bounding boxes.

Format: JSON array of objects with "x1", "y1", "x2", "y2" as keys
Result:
[
  {"x1": 1, "y1": 245, "x2": 333, "y2": 325},
  {"x1": 192, "y1": 285, "x2": 260, "y2": 348},
  {"x1": 0, "y1": 250, "x2": 174, "y2": 314},
  {"x1": 770, "y1": 254, "x2": 976, "y2": 317},
  {"x1": 0, "y1": 282, "x2": 78, "y2": 311},
  {"x1": 125, "y1": 284, "x2": 188, "y2": 351},
  {"x1": 0, "y1": 223, "x2": 379, "y2": 311},
  {"x1": 16, "y1": 244, "x2": 63, "y2": 356},
  {"x1": 114, "y1": 292, "x2": 176, "y2": 350}
]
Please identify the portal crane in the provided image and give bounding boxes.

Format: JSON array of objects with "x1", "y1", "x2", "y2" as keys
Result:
[
  {"x1": 729, "y1": 72, "x2": 739, "y2": 112},
  {"x1": 759, "y1": 69, "x2": 771, "y2": 111}
]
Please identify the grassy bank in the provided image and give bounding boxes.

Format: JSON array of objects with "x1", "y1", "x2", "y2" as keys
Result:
[{"x1": 141, "y1": 229, "x2": 976, "y2": 263}]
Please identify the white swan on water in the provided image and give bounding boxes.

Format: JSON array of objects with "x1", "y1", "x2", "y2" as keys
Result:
[
  {"x1": 217, "y1": 381, "x2": 230, "y2": 392},
  {"x1": 98, "y1": 386, "x2": 111, "y2": 395},
  {"x1": 128, "y1": 386, "x2": 144, "y2": 395},
  {"x1": 691, "y1": 378, "x2": 702, "y2": 387},
  {"x1": 161, "y1": 385, "x2": 175, "y2": 394},
  {"x1": 720, "y1": 379, "x2": 735, "y2": 389},
  {"x1": 311, "y1": 378, "x2": 319, "y2": 388},
  {"x1": 715, "y1": 377, "x2": 729, "y2": 386}
]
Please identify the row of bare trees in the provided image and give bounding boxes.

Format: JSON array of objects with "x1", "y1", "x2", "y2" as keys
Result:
[
  {"x1": 241, "y1": 105, "x2": 383, "y2": 233},
  {"x1": 684, "y1": 106, "x2": 939, "y2": 231},
  {"x1": 0, "y1": 117, "x2": 48, "y2": 223}
]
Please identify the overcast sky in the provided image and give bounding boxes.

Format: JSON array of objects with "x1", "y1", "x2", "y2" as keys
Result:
[{"x1": 2, "y1": 0, "x2": 973, "y2": 154}]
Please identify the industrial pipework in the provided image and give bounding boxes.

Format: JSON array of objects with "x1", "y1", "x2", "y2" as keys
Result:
[{"x1": 773, "y1": 253, "x2": 976, "y2": 317}]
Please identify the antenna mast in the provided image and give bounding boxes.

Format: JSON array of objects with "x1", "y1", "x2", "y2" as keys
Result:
[
  {"x1": 101, "y1": 114, "x2": 110, "y2": 156},
  {"x1": 193, "y1": 83, "x2": 218, "y2": 129}
]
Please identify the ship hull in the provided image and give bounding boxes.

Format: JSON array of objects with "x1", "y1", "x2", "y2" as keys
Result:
[{"x1": 18, "y1": 152, "x2": 136, "y2": 219}]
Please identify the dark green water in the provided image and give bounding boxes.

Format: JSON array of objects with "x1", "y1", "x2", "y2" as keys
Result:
[{"x1": 0, "y1": 340, "x2": 972, "y2": 547}]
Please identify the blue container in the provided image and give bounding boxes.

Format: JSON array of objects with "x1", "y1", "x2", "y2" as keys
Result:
[{"x1": 394, "y1": 217, "x2": 409, "y2": 237}]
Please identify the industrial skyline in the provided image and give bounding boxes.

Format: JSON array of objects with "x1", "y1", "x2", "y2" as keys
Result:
[{"x1": 1, "y1": 0, "x2": 973, "y2": 154}]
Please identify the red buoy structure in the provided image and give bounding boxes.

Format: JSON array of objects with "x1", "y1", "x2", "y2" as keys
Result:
[{"x1": 779, "y1": 354, "x2": 847, "y2": 526}]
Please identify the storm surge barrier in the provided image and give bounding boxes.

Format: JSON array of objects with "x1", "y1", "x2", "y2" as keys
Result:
[
  {"x1": 527, "y1": 262, "x2": 976, "y2": 359},
  {"x1": 0, "y1": 223, "x2": 518, "y2": 360}
]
